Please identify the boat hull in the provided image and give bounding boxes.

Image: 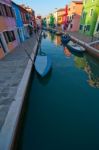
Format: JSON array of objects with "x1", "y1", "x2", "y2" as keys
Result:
[
  {"x1": 67, "y1": 41, "x2": 85, "y2": 53},
  {"x1": 35, "y1": 55, "x2": 52, "y2": 77},
  {"x1": 61, "y1": 35, "x2": 71, "y2": 45}
]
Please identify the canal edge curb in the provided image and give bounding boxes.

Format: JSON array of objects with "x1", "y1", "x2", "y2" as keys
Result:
[{"x1": 0, "y1": 34, "x2": 41, "y2": 150}]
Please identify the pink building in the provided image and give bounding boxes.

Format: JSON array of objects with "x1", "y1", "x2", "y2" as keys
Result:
[
  {"x1": 0, "y1": 0, "x2": 19, "y2": 59},
  {"x1": 67, "y1": 1, "x2": 83, "y2": 32}
]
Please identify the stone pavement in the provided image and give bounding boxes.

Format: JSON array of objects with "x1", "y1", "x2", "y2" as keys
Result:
[
  {"x1": 67, "y1": 31, "x2": 93, "y2": 43},
  {"x1": 0, "y1": 32, "x2": 39, "y2": 131}
]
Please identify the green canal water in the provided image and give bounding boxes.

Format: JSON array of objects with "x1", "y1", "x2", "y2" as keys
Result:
[{"x1": 19, "y1": 33, "x2": 99, "y2": 150}]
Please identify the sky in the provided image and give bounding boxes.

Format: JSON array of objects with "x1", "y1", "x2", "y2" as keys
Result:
[{"x1": 13, "y1": 0, "x2": 72, "y2": 16}]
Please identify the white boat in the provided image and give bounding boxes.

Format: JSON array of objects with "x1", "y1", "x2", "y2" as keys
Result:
[
  {"x1": 67, "y1": 41, "x2": 85, "y2": 53},
  {"x1": 35, "y1": 55, "x2": 52, "y2": 77}
]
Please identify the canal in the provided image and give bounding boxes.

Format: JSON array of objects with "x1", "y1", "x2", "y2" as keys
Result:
[{"x1": 18, "y1": 32, "x2": 99, "y2": 150}]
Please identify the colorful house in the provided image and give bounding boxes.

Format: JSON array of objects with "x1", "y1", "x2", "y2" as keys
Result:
[
  {"x1": 12, "y1": 2, "x2": 25, "y2": 42},
  {"x1": 67, "y1": 1, "x2": 83, "y2": 32},
  {"x1": 36, "y1": 16, "x2": 42, "y2": 29},
  {"x1": 0, "y1": 0, "x2": 19, "y2": 59},
  {"x1": 19, "y1": 5, "x2": 31, "y2": 39},
  {"x1": 53, "y1": 8, "x2": 65, "y2": 25},
  {"x1": 53, "y1": 6, "x2": 68, "y2": 30},
  {"x1": 79, "y1": 0, "x2": 99, "y2": 36},
  {"x1": 46, "y1": 15, "x2": 50, "y2": 27},
  {"x1": 57, "y1": 8, "x2": 66, "y2": 25},
  {"x1": 25, "y1": 6, "x2": 36, "y2": 34}
]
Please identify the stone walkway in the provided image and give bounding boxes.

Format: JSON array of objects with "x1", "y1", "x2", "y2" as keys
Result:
[
  {"x1": 67, "y1": 31, "x2": 93, "y2": 43},
  {"x1": 0, "y1": 32, "x2": 39, "y2": 131}
]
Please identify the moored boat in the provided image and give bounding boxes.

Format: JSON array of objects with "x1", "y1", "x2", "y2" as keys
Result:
[
  {"x1": 35, "y1": 55, "x2": 52, "y2": 77},
  {"x1": 61, "y1": 34, "x2": 71, "y2": 44},
  {"x1": 67, "y1": 41, "x2": 86, "y2": 53}
]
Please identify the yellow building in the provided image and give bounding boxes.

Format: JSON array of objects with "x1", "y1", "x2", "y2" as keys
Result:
[
  {"x1": 57, "y1": 8, "x2": 65, "y2": 25},
  {"x1": 53, "y1": 8, "x2": 66, "y2": 26}
]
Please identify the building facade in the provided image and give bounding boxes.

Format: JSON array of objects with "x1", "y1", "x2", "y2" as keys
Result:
[
  {"x1": 12, "y1": 2, "x2": 25, "y2": 42},
  {"x1": 79, "y1": 0, "x2": 99, "y2": 36},
  {"x1": 57, "y1": 8, "x2": 65, "y2": 25},
  {"x1": 67, "y1": 1, "x2": 83, "y2": 32},
  {"x1": 19, "y1": 5, "x2": 31, "y2": 39},
  {"x1": 36, "y1": 16, "x2": 42, "y2": 29},
  {"x1": 53, "y1": 8, "x2": 66, "y2": 26},
  {"x1": 0, "y1": 0, "x2": 19, "y2": 59}
]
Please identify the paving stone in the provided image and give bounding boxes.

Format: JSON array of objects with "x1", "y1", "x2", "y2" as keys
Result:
[{"x1": 0, "y1": 32, "x2": 39, "y2": 131}]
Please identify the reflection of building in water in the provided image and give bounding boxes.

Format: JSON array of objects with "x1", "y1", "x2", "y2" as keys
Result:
[
  {"x1": 64, "y1": 47, "x2": 71, "y2": 57},
  {"x1": 54, "y1": 36, "x2": 61, "y2": 46},
  {"x1": 47, "y1": 32, "x2": 55, "y2": 42},
  {"x1": 47, "y1": 32, "x2": 51, "y2": 39},
  {"x1": 74, "y1": 55, "x2": 99, "y2": 88},
  {"x1": 47, "y1": 32, "x2": 61, "y2": 45}
]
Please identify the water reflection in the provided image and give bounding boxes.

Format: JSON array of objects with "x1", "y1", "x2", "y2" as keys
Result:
[
  {"x1": 47, "y1": 32, "x2": 61, "y2": 46},
  {"x1": 64, "y1": 47, "x2": 72, "y2": 58},
  {"x1": 47, "y1": 32, "x2": 99, "y2": 88},
  {"x1": 54, "y1": 36, "x2": 61, "y2": 46},
  {"x1": 74, "y1": 55, "x2": 99, "y2": 88},
  {"x1": 47, "y1": 32, "x2": 55, "y2": 42},
  {"x1": 36, "y1": 68, "x2": 52, "y2": 86}
]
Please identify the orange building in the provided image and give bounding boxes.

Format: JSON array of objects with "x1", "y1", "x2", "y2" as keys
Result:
[
  {"x1": 57, "y1": 8, "x2": 65, "y2": 25},
  {"x1": 67, "y1": 1, "x2": 83, "y2": 32}
]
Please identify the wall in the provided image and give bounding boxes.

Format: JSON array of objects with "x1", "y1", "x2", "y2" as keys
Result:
[
  {"x1": 79, "y1": 0, "x2": 99, "y2": 36},
  {"x1": 67, "y1": 1, "x2": 83, "y2": 32},
  {"x1": 12, "y1": 3, "x2": 23, "y2": 28}
]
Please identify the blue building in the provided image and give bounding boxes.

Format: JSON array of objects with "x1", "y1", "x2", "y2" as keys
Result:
[{"x1": 12, "y1": 2, "x2": 25, "y2": 42}]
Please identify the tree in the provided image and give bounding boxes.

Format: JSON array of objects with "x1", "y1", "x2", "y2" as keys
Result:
[{"x1": 50, "y1": 14, "x2": 55, "y2": 27}]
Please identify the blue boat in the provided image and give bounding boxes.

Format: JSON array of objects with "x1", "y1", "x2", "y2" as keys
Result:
[
  {"x1": 67, "y1": 41, "x2": 86, "y2": 53},
  {"x1": 35, "y1": 55, "x2": 52, "y2": 77},
  {"x1": 61, "y1": 34, "x2": 71, "y2": 44}
]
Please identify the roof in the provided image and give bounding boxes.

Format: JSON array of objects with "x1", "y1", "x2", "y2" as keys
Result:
[
  {"x1": 11, "y1": 1, "x2": 18, "y2": 6},
  {"x1": 72, "y1": 1, "x2": 83, "y2": 4},
  {"x1": 57, "y1": 8, "x2": 65, "y2": 12}
]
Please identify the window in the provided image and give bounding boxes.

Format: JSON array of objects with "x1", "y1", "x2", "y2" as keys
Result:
[
  {"x1": 79, "y1": 25, "x2": 83, "y2": 30},
  {"x1": 86, "y1": 25, "x2": 90, "y2": 31},
  {"x1": 90, "y1": 9, "x2": 93, "y2": 16},
  {"x1": 70, "y1": 24, "x2": 73, "y2": 29},
  {"x1": 10, "y1": 8, "x2": 15, "y2": 17},
  {"x1": 3, "y1": 5, "x2": 8, "y2": 16},
  {"x1": 3, "y1": 31, "x2": 16, "y2": 43},
  {"x1": 82, "y1": 11, "x2": 86, "y2": 19},
  {"x1": 0, "y1": 3, "x2": 14, "y2": 17},
  {"x1": 0, "y1": 38, "x2": 6, "y2": 53},
  {"x1": 3, "y1": 32, "x2": 9, "y2": 43},
  {"x1": 0, "y1": 42, "x2": 1, "y2": 48},
  {"x1": 10, "y1": 31, "x2": 16, "y2": 41},
  {"x1": 0, "y1": 4, "x2": 6, "y2": 16},
  {"x1": 0, "y1": 4, "x2": 2, "y2": 15},
  {"x1": 96, "y1": 23, "x2": 99, "y2": 32}
]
